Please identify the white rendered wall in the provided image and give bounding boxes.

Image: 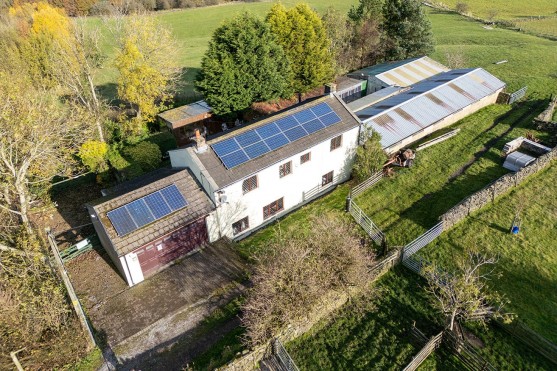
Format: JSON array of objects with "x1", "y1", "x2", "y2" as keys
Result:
[
  {"x1": 215, "y1": 126, "x2": 360, "y2": 239},
  {"x1": 121, "y1": 253, "x2": 144, "y2": 286},
  {"x1": 169, "y1": 147, "x2": 217, "y2": 204}
]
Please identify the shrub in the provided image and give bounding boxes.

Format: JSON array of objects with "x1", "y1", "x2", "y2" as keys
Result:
[
  {"x1": 242, "y1": 214, "x2": 375, "y2": 347},
  {"x1": 145, "y1": 131, "x2": 177, "y2": 154},
  {"x1": 352, "y1": 129, "x2": 387, "y2": 182},
  {"x1": 107, "y1": 147, "x2": 144, "y2": 180},
  {"x1": 156, "y1": 0, "x2": 171, "y2": 10},
  {"x1": 455, "y1": 2, "x2": 469, "y2": 15},
  {"x1": 88, "y1": 0, "x2": 116, "y2": 15},
  {"x1": 78, "y1": 140, "x2": 109, "y2": 173},
  {"x1": 122, "y1": 141, "x2": 162, "y2": 171}
]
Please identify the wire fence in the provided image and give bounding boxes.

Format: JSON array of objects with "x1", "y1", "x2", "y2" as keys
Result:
[
  {"x1": 348, "y1": 198, "x2": 385, "y2": 246},
  {"x1": 350, "y1": 171, "x2": 383, "y2": 198}
]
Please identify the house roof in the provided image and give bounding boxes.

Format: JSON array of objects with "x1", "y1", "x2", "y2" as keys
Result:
[
  {"x1": 186, "y1": 94, "x2": 361, "y2": 189},
  {"x1": 348, "y1": 56, "x2": 449, "y2": 87},
  {"x1": 88, "y1": 168, "x2": 214, "y2": 257},
  {"x1": 355, "y1": 68, "x2": 506, "y2": 149},
  {"x1": 335, "y1": 76, "x2": 364, "y2": 93},
  {"x1": 157, "y1": 100, "x2": 212, "y2": 129}
]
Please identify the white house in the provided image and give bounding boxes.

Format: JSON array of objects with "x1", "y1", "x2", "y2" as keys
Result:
[{"x1": 169, "y1": 94, "x2": 362, "y2": 240}]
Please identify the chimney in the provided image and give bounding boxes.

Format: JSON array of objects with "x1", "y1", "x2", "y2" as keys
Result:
[
  {"x1": 325, "y1": 82, "x2": 337, "y2": 95},
  {"x1": 194, "y1": 129, "x2": 208, "y2": 153}
]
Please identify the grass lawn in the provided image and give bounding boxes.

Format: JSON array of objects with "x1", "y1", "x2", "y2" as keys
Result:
[
  {"x1": 433, "y1": 0, "x2": 557, "y2": 38},
  {"x1": 417, "y1": 161, "x2": 557, "y2": 343},
  {"x1": 353, "y1": 100, "x2": 548, "y2": 246},
  {"x1": 285, "y1": 267, "x2": 553, "y2": 370}
]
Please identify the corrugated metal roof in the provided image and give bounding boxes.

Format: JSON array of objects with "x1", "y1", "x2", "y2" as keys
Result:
[
  {"x1": 356, "y1": 68, "x2": 506, "y2": 149},
  {"x1": 158, "y1": 100, "x2": 212, "y2": 127},
  {"x1": 503, "y1": 151, "x2": 536, "y2": 172},
  {"x1": 348, "y1": 56, "x2": 449, "y2": 87},
  {"x1": 347, "y1": 86, "x2": 406, "y2": 112}
]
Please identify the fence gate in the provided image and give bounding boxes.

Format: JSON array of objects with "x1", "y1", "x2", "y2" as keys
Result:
[
  {"x1": 402, "y1": 222, "x2": 444, "y2": 260},
  {"x1": 508, "y1": 86, "x2": 528, "y2": 104},
  {"x1": 348, "y1": 198, "x2": 385, "y2": 246}
]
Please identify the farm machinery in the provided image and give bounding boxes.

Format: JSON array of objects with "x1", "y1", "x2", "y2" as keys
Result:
[{"x1": 383, "y1": 149, "x2": 415, "y2": 175}]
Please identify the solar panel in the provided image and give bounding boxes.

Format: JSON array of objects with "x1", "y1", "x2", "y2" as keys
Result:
[
  {"x1": 221, "y1": 150, "x2": 250, "y2": 169},
  {"x1": 107, "y1": 184, "x2": 188, "y2": 237},
  {"x1": 211, "y1": 102, "x2": 341, "y2": 169},
  {"x1": 144, "y1": 192, "x2": 171, "y2": 218},
  {"x1": 160, "y1": 184, "x2": 188, "y2": 211},
  {"x1": 264, "y1": 133, "x2": 289, "y2": 150},
  {"x1": 320, "y1": 112, "x2": 342, "y2": 126},
  {"x1": 212, "y1": 139, "x2": 240, "y2": 157},
  {"x1": 107, "y1": 207, "x2": 137, "y2": 236}
]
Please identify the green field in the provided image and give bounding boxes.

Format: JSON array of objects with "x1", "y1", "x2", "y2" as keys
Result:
[
  {"x1": 285, "y1": 268, "x2": 554, "y2": 370},
  {"x1": 417, "y1": 162, "x2": 557, "y2": 343},
  {"x1": 436, "y1": 0, "x2": 557, "y2": 37}
]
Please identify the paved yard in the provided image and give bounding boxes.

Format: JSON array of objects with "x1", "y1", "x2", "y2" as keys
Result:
[{"x1": 67, "y1": 239, "x2": 247, "y2": 366}]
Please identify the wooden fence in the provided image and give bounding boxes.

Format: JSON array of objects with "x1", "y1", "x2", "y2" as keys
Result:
[
  {"x1": 403, "y1": 332, "x2": 443, "y2": 371},
  {"x1": 443, "y1": 331, "x2": 496, "y2": 371},
  {"x1": 348, "y1": 198, "x2": 385, "y2": 246},
  {"x1": 495, "y1": 320, "x2": 557, "y2": 365},
  {"x1": 402, "y1": 222, "x2": 444, "y2": 260},
  {"x1": 350, "y1": 171, "x2": 383, "y2": 198}
]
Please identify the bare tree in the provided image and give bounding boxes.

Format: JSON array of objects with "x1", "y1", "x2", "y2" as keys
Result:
[
  {"x1": 445, "y1": 48, "x2": 467, "y2": 69},
  {"x1": 0, "y1": 73, "x2": 93, "y2": 234},
  {"x1": 242, "y1": 213, "x2": 375, "y2": 347},
  {"x1": 423, "y1": 251, "x2": 512, "y2": 332},
  {"x1": 51, "y1": 20, "x2": 107, "y2": 142}
]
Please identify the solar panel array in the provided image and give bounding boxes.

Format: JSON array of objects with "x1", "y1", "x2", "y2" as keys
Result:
[
  {"x1": 107, "y1": 184, "x2": 188, "y2": 237},
  {"x1": 211, "y1": 102, "x2": 342, "y2": 169}
]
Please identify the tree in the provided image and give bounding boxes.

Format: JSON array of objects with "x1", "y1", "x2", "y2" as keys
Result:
[
  {"x1": 79, "y1": 140, "x2": 109, "y2": 173},
  {"x1": 352, "y1": 128, "x2": 387, "y2": 182},
  {"x1": 322, "y1": 7, "x2": 355, "y2": 77},
  {"x1": 267, "y1": 3, "x2": 334, "y2": 95},
  {"x1": 242, "y1": 213, "x2": 375, "y2": 347},
  {"x1": 0, "y1": 71, "x2": 92, "y2": 232},
  {"x1": 114, "y1": 14, "x2": 179, "y2": 137},
  {"x1": 348, "y1": 0, "x2": 384, "y2": 23},
  {"x1": 381, "y1": 0, "x2": 434, "y2": 61},
  {"x1": 423, "y1": 251, "x2": 512, "y2": 332},
  {"x1": 51, "y1": 20, "x2": 108, "y2": 142},
  {"x1": 196, "y1": 13, "x2": 293, "y2": 116},
  {"x1": 455, "y1": 2, "x2": 469, "y2": 15}
]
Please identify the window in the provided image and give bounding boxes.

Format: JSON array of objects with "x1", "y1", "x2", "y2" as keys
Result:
[
  {"x1": 322, "y1": 171, "x2": 334, "y2": 186},
  {"x1": 242, "y1": 175, "x2": 258, "y2": 194},
  {"x1": 300, "y1": 152, "x2": 311, "y2": 164},
  {"x1": 330, "y1": 135, "x2": 342, "y2": 151},
  {"x1": 232, "y1": 217, "x2": 249, "y2": 235},
  {"x1": 279, "y1": 161, "x2": 292, "y2": 178},
  {"x1": 263, "y1": 198, "x2": 284, "y2": 219}
]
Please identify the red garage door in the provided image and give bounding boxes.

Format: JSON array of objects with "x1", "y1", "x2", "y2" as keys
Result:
[{"x1": 134, "y1": 218, "x2": 209, "y2": 278}]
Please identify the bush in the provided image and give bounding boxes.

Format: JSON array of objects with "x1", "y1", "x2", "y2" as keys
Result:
[
  {"x1": 88, "y1": 0, "x2": 116, "y2": 15},
  {"x1": 156, "y1": 0, "x2": 172, "y2": 10},
  {"x1": 455, "y1": 2, "x2": 469, "y2": 15},
  {"x1": 242, "y1": 214, "x2": 376, "y2": 347},
  {"x1": 122, "y1": 141, "x2": 162, "y2": 171},
  {"x1": 107, "y1": 147, "x2": 144, "y2": 180},
  {"x1": 145, "y1": 131, "x2": 177, "y2": 154},
  {"x1": 352, "y1": 129, "x2": 387, "y2": 182},
  {"x1": 78, "y1": 140, "x2": 109, "y2": 173}
]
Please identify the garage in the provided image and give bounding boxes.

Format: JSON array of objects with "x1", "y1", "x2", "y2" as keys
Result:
[
  {"x1": 87, "y1": 168, "x2": 215, "y2": 286},
  {"x1": 134, "y1": 217, "x2": 209, "y2": 278}
]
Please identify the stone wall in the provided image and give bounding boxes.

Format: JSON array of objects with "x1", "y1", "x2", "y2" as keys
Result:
[
  {"x1": 441, "y1": 147, "x2": 557, "y2": 229},
  {"x1": 221, "y1": 249, "x2": 402, "y2": 370},
  {"x1": 535, "y1": 96, "x2": 557, "y2": 122}
]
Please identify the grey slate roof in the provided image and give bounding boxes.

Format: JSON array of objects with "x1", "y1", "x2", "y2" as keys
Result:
[
  {"x1": 190, "y1": 94, "x2": 361, "y2": 189},
  {"x1": 88, "y1": 168, "x2": 214, "y2": 257}
]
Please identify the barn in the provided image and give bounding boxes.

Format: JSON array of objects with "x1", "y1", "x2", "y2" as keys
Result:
[{"x1": 87, "y1": 168, "x2": 214, "y2": 286}]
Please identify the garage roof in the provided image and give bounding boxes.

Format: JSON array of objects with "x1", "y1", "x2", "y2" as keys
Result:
[
  {"x1": 355, "y1": 68, "x2": 506, "y2": 149},
  {"x1": 88, "y1": 168, "x2": 214, "y2": 257}
]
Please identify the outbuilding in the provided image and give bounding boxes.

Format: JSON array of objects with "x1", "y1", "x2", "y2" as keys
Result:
[
  {"x1": 158, "y1": 100, "x2": 213, "y2": 146},
  {"x1": 87, "y1": 168, "x2": 214, "y2": 286}
]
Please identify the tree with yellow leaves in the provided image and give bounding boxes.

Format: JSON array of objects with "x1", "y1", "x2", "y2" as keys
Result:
[{"x1": 114, "y1": 15, "x2": 179, "y2": 138}]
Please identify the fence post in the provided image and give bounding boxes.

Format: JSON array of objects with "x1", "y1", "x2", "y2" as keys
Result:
[
  {"x1": 345, "y1": 195, "x2": 351, "y2": 212},
  {"x1": 46, "y1": 228, "x2": 96, "y2": 351}
]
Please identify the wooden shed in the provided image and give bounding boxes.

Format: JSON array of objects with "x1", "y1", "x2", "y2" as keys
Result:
[{"x1": 158, "y1": 100, "x2": 213, "y2": 146}]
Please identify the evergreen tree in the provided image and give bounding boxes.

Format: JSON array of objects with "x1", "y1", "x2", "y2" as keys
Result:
[
  {"x1": 267, "y1": 3, "x2": 334, "y2": 95},
  {"x1": 348, "y1": 0, "x2": 384, "y2": 23},
  {"x1": 381, "y1": 0, "x2": 434, "y2": 61},
  {"x1": 196, "y1": 13, "x2": 293, "y2": 116}
]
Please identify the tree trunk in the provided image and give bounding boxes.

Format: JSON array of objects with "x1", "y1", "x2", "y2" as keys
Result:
[
  {"x1": 449, "y1": 310, "x2": 457, "y2": 332},
  {"x1": 15, "y1": 180, "x2": 32, "y2": 235}
]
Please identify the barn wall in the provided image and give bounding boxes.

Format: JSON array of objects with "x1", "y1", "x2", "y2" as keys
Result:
[{"x1": 385, "y1": 89, "x2": 503, "y2": 154}]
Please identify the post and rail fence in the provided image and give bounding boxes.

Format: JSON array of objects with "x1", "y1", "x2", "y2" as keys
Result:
[{"x1": 403, "y1": 332, "x2": 443, "y2": 371}]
